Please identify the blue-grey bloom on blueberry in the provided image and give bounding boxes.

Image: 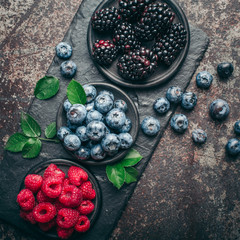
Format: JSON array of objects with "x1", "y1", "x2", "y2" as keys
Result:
[
  {"x1": 60, "y1": 60, "x2": 77, "y2": 78},
  {"x1": 196, "y1": 71, "x2": 213, "y2": 89},
  {"x1": 209, "y1": 99, "x2": 229, "y2": 120},
  {"x1": 153, "y1": 97, "x2": 170, "y2": 114},
  {"x1": 76, "y1": 126, "x2": 89, "y2": 142},
  {"x1": 63, "y1": 99, "x2": 72, "y2": 112},
  {"x1": 166, "y1": 86, "x2": 183, "y2": 104},
  {"x1": 85, "y1": 102, "x2": 95, "y2": 112},
  {"x1": 83, "y1": 85, "x2": 97, "y2": 103},
  {"x1": 217, "y1": 62, "x2": 234, "y2": 78},
  {"x1": 118, "y1": 133, "x2": 133, "y2": 149},
  {"x1": 94, "y1": 94, "x2": 114, "y2": 114},
  {"x1": 101, "y1": 133, "x2": 121, "y2": 153},
  {"x1": 106, "y1": 108, "x2": 126, "y2": 130},
  {"x1": 57, "y1": 126, "x2": 72, "y2": 141},
  {"x1": 114, "y1": 99, "x2": 128, "y2": 112},
  {"x1": 67, "y1": 104, "x2": 87, "y2": 125},
  {"x1": 192, "y1": 129, "x2": 207, "y2": 144},
  {"x1": 234, "y1": 120, "x2": 240, "y2": 135},
  {"x1": 86, "y1": 110, "x2": 104, "y2": 125},
  {"x1": 226, "y1": 138, "x2": 240, "y2": 156},
  {"x1": 98, "y1": 90, "x2": 114, "y2": 100},
  {"x1": 141, "y1": 116, "x2": 160, "y2": 136},
  {"x1": 86, "y1": 120, "x2": 106, "y2": 141},
  {"x1": 75, "y1": 146, "x2": 90, "y2": 160},
  {"x1": 63, "y1": 134, "x2": 81, "y2": 151},
  {"x1": 91, "y1": 144, "x2": 106, "y2": 160},
  {"x1": 170, "y1": 114, "x2": 188, "y2": 133},
  {"x1": 67, "y1": 120, "x2": 79, "y2": 131},
  {"x1": 119, "y1": 118, "x2": 132, "y2": 133},
  {"x1": 56, "y1": 42, "x2": 72, "y2": 59},
  {"x1": 181, "y1": 92, "x2": 197, "y2": 110}
]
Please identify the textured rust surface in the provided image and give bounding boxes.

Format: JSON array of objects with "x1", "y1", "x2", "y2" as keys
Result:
[{"x1": 0, "y1": 0, "x2": 240, "y2": 239}]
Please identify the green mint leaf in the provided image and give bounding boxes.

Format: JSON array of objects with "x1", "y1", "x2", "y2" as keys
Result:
[
  {"x1": 45, "y1": 122, "x2": 57, "y2": 139},
  {"x1": 22, "y1": 138, "x2": 42, "y2": 158},
  {"x1": 67, "y1": 79, "x2": 86, "y2": 105},
  {"x1": 120, "y1": 149, "x2": 143, "y2": 167},
  {"x1": 125, "y1": 167, "x2": 138, "y2": 184},
  {"x1": 34, "y1": 76, "x2": 59, "y2": 100},
  {"x1": 21, "y1": 112, "x2": 41, "y2": 137},
  {"x1": 106, "y1": 163, "x2": 125, "y2": 189},
  {"x1": 5, "y1": 133, "x2": 29, "y2": 152}
]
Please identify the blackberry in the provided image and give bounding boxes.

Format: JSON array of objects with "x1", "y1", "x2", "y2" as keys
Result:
[
  {"x1": 117, "y1": 47, "x2": 158, "y2": 81},
  {"x1": 92, "y1": 40, "x2": 118, "y2": 66},
  {"x1": 135, "y1": 3, "x2": 175, "y2": 41},
  {"x1": 152, "y1": 23, "x2": 187, "y2": 65},
  {"x1": 113, "y1": 22, "x2": 141, "y2": 53},
  {"x1": 91, "y1": 7, "x2": 121, "y2": 32}
]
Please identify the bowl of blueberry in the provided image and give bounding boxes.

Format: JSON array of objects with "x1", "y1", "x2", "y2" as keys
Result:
[{"x1": 56, "y1": 82, "x2": 139, "y2": 165}]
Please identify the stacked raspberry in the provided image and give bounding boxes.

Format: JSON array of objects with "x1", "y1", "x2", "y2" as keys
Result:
[{"x1": 17, "y1": 164, "x2": 96, "y2": 239}]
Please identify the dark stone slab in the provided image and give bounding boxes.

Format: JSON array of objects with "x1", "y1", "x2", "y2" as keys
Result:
[{"x1": 0, "y1": 0, "x2": 209, "y2": 239}]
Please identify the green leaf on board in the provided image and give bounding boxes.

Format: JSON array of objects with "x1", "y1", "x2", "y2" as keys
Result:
[
  {"x1": 67, "y1": 79, "x2": 86, "y2": 105},
  {"x1": 45, "y1": 122, "x2": 57, "y2": 139},
  {"x1": 120, "y1": 148, "x2": 143, "y2": 167},
  {"x1": 21, "y1": 112, "x2": 41, "y2": 138},
  {"x1": 125, "y1": 167, "x2": 138, "y2": 184},
  {"x1": 22, "y1": 138, "x2": 42, "y2": 159},
  {"x1": 106, "y1": 163, "x2": 125, "y2": 190},
  {"x1": 4, "y1": 133, "x2": 29, "y2": 152}
]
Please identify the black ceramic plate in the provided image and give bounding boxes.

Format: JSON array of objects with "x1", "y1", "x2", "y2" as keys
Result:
[
  {"x1": 19, "y1": 159, "x2": 101, "y2": 239},
  {"x1": 56, "y1": 82, "x2": 139, "y2": 166},
  {"x1": 87, "y1": 0, "x2": 190, "y2": 88}
]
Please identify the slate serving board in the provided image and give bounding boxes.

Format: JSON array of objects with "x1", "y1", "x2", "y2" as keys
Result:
[{"x1": 0, "y1": 0, "x2": 209, "y2": 238}]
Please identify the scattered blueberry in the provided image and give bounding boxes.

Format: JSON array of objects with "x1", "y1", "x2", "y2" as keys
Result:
[
  {"x1": 141, "y1": 116, "x2": 160, "y2": 136},
  {"x1": 57, "y1": 126, "x2": 72, "y2": 141},
  {"x1": 101, "y1": 133, "x2": 121, "y2": 153},
  {"x1": 85, "y1": 102, "x2": 95, "y2": 112},
  {"x1": 181, "y1": 92, "x2": 197, "y2": 110},
  {"x1": 234, "y1": 120, "x2": 240, "y2": 135},
  {"x1": 75, "y1": 146, "x2": 90, "y2": 160},
  {"x1": 83, "y1": 85, "x2": 97, "y2": 103},
  {"x1": 166, "y1": 86, "x2": 183, "y2": 104},
  {"x1": 226, "y1": 138, "x2": 240, "y2": 156},
  {"x1": 153, "y1": 97, "x2": 170, "y2": 114},
  {"x1": 196, "y1": 71, "x2": 213, "y2": 89},
  {"x1": 56, "y1": 42, "x2": 72, "y2": 59},
  {"x1": 217, "y1": 62, "x2": 234, "y2": 78},
  {"x1": 170, "y1": 114, "x2": 188, "y2": 133},
  {"x1": 118, "y1": 133, "x2": 133, "y2": 149},
  {"x1": 86, "y1": 110, "x2": 104, "y2": 124},
  {"x1": 63, "y1": 134, "x2": 81, "y2": 151},
  {"x1": 192, "y1": 129, "x2": 207, "y2": 144},
  {"x1": 75, "y1": 126, "x2": 89, "y2": 142},
  {"x1": 60, "y1": 60, "x2": 77, "y2": 78},
  {"x1": 119, "y1": 118, "x2": 132, "y2": 133},
  {"x1": 86, "y1": 120, "x2": 107, "y2": 141},
  {"x1": 114, "y1": 99, "x2": 128, "y2": 112},
  {"x1": 98, "y1": 90, "x2": 114, "y2": 100},
  {"x1": 63, "y1": 99, "x2": 72, "y2": 112},
  {"x1": 106, "y1": 108, "x2": 126, "y2": 130},
  {"x1": 91, "y1": 144, "x2": 106, "y2": 160},
  {"x1": 94, "y1": 94, "x2": 114, "y2": 114},
  {"x1": 209, "y1": 99, "x2": 230, "y2": 120},
  {"x1": 67, "y1": 104, "x2": 87, "y2": 125}
]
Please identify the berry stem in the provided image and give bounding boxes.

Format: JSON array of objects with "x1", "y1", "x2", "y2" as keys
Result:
[{"x1": 38, "y1": 137, "x2": 60, "y2": 143}]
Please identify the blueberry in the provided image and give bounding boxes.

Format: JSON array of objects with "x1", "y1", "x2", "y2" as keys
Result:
[
  {"x1": 234, "y1": 120, "x2": 240, "y2": 135},
  {"x1": 63, "y1": 99, "x2": 72, "y2": 112},
  {"x1": 217, "y1": 62, "x2": 234, "y2": 78},
  {"x1": 226, "y1": 138, "x2": 240, "y2": 156},
  {"x1": 181, "y1": 92, "x2": 197, "y2": 110},
  {"x1": 57, "y1": 126, "x2": 72, "y2": 141},
  {"x1": 106, "y1": 108, "x2": 126, "y2": 130},
  {"x1": 85, "y1": 102, "x2": 95, "y2": 112},
  {"x1": 86, "y1": 120, "x2": 107, "y2": 141},
  {"x1": 98, "y1": 90, "x2": 114, "y2": 101},
  {"x1": 56, "y1": 42, "x2": 72, "y2": 59},
  {"x1": 83, "y1": 85, "x2": 97, "y2": 103},
  {"x1": 107, "y1": 150, "x2": 118, "y2": 157},
  {"x1": 209, "y1": 99, "x2": 229, "y2": 120},
  {"x1": 153, "y1": 97, "x2": 170, "y2": 114},
  {"x1": 114, "y1": 99, "x2": 128, "y2": 112},
  {"x1": 118, "y1": 133, "x2": 133, "y2": 149},
  {"x1": 64, "y1": 134, "x2": 81, "y2": 151},
  {"x1": 192, "y1": 129, "x2": 207, "y2": 144},
  {"x1": 60, "y1": 60, "x2": 77, "y2": 78},
  {"x1": 75, "y1": 147, "x2": 90, "y2": 160},
  {"x1": 101, "y1": 133, "x2": 121, "y2": 153},
  {"x1": 94, "y1": 94, "x2": 114, "y2": 114},
  {"x1": 141, "y1": 116, "x2": 160, "y2": 136},
  {"x1": 170, "y1": 114, "x2": 188, "y2": 133},
  {"x1": 67, "y1": 104, "x2": 87, "y2": 125},
  {"x1": 166, "y1": 86, "x2": 183, "y2": 104},
  {"x1": 119, "y1": 118, "x2": 132, "y2": 133},
  {"x1": 76, "y1": 126, "x2": 89, "y2": 142},
  {"x1": 91, "y1": 144, "x2": 106, "y2": 160},
  {"x1": 67, "y1": 120, "x2": 79, "y2": 131},
  {"x1": 196, "y1": 71, "x2": 213, "y2": 89},
  {"x1": 86, "y1": 110, "x2": 104, "y2": 125}
]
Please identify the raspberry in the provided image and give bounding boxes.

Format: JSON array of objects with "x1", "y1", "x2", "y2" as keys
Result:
[
  {"x1": 63, "y1": 178, "x2": 72, "y2": 187},
  {"x1": 78, "y1": 200, "x2": 94, "y2": 215},
  {"x1": 17, "y1": 189, "x2": 35, "y2": 211},
  {"x1": 33, "y1": 203, "x2": 56, "y2": 223},
  {"x1": 41, "y1": 177, "x2": 63, "y2": 198},
  {"x1": 43, "y1": 163, "x2": 65, "y2": 180},
  {"x1": 74, "y1": 215, "x2": 90, "y2": 232},
  {"x1": 68, "y1": 166, "x2": 88, "y2": 186},
  {"x1": 20, "y1": 210, "x2": 36, "y2": 224},
  {"x1": 79, "y1": 181, "x2": 96, "y2": 200},
  {"x1": 36, "y1": 190, "x2": 55, "y2": 203},
  {"x1": 57, "y1": 227, "x2": 74, "y2": 239},
  {"x1": 38, "y1": 219, "x2": 56, "y2": 231},
  {"x1": 24, "y1": 174, "x2": 43, "y2": 193},
  {"x1": 59, "y1": 185, "x2": 82, "y2": 208},
  {"x1": 56, "y1": 208, "x2": 79, "y2": 229},
  {"x1": 54, "y1": 200, "x2": 65, "y2": 212}
]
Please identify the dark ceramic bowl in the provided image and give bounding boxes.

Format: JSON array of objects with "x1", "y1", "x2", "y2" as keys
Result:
[
  {"x1": 87, "y1": 0, "x2": 190, "y2": 88},
  {"x1": 56, "y1": 82, "x2": 139, "y2": 166},
  {"x1": 19, "y1": 159, "x2": 101, "y2": 239}
]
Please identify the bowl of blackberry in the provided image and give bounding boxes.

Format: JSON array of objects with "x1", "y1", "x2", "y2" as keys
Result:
[
  {"x1": 87, "y1": 0, "x2": 190, "y2": 88},
  {"x1": 56, "y1": 82, "x2": 139, "y2": 165}
]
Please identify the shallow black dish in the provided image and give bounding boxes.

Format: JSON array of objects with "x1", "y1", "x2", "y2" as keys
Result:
[
  {"x1": 56, "y1": 82, "x2": 139, "y2": 166},
  {"x1": 87, "y1": 0, "x2": 190, "y2": 88}
]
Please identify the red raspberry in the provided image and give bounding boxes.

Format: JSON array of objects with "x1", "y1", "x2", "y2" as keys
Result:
[
  {"x1": 36, "y1": 190, "x2": 55, "y2": 203},
  {"x1": 59, "y1": 185, "x2": 82, "y2": 208},
  {"x1": 33, "y1": 203, "x2": 56, "y2": 223},
  {"x1": 56, "y1": 208, "x2": 79, "y2": 229},
  {"x1": 79, "y1": 181, "x2": 96, "y2": 200},
  {"x1": 57, "y1": 227, "x2": 74, "y2": 239},
  {"x1": 54, "y1": 200, "x2": 65, "y2": 212},
  {"x1": 78, "y1": 200, "x2": 94, "y2": 215},
  {"x1": 68, "y1": 166, "x2": 88, "y2": 186},
  {"x1": 17, "y1": 189, "x2": 35, "y2": 211},
  {"x1": 63, "y1": 178, "x2": 72, "y2": 187},
  {"x1": 43, "y1": 164, "x2": 65, "y2": 180},
  {"x1": 41, "y1": 177, "x2": 62, "y2": 198},
  {"x1": 20, "y1": 210, "x2": 36, "y2": 224},
  {"x1": 38, "y1": 219, "x2": 56, "y2": 232},
  {"x1": 24, "y1": 174, "x2": 43, "y2": 193},
  {"x1": 74, "y1": 215, "x2": 90, "y2": 232}
]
